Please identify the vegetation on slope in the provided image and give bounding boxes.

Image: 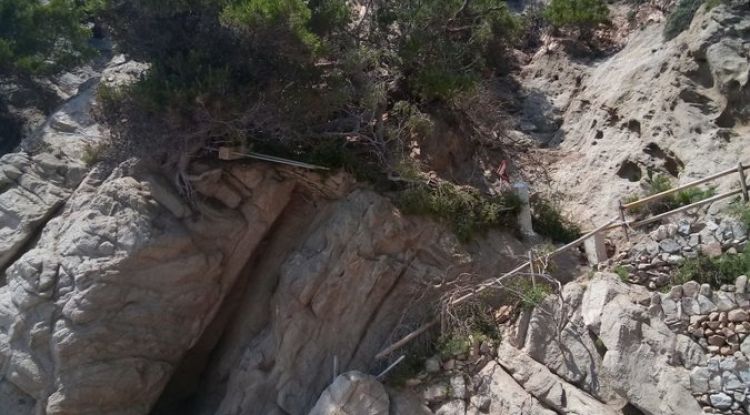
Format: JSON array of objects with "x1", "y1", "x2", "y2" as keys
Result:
[
  {"x1": 624, "y1": 172, "x2": 716, "y2": 216},
  {"x1": 0, "y1": 0, "x2": 98, "y2": 78}
]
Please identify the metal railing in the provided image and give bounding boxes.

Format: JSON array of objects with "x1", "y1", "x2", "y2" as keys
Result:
[{"x1": 611, "y1": 162, "x2": 750, "y2": 236}]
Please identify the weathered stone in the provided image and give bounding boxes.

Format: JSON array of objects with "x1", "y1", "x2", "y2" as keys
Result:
[
  {"x1": 423, "y1": 384, "x2": 449, "y2": 403},
  {"x1": 449, "y1": 375, "x2": 467, "y2": 400},
  {"x1": 708, "y1": 335, "x2": 727, "y2": 346},
  {"x1": 660, "y1": 239, "x2": 682, "y2": 254},
  {"x1": 435, "y1": 399, "x2": 466, "y2": 415},
  {"x1": 425, "y1": 356, "x2": 441, "y2": 373},
  {"x1": 728, "y1": 309, "x2": 749, "y2": 323},
  {"x1": 474, "y1": 361, "x2": 554, "y2": 415},
  {"x1": 308, "y1": 372, "x2": 389, "y2": 415},
  {"x1": 669, "y1": 285, "x2": 683, "y2": 300},
  {"x1": 496, "y1": 344, "x2": 619, "y2": 415},
  {"x1": 683, "y1": 281, "x2": 701, "y2": 298},
  {"x1": 690, "y1": 366, "x2": 711, "y2": 394},
  {"x1": 701, "y1": 242, "x2": 723, "y2": 258},
  {"x1": 469, "y1": 395, "x2": 491, "y2": 412},
  {"x1": 701, "y1": 284, "x2": 713, "y2": 298},
  {"x1": 736, "y1": 276, "x2": 747, "y2": 294},
  {"x1": 715, "y1": 292, "x2": 738, "y2": 312},
  {"x1": 709, "y1": 393, "x2": 733, "y2": 410},
  {"x1": 667, "y1": 255, "x2": 685, "y2": 265}
]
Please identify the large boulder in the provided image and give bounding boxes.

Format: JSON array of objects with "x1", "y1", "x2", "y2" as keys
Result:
[
  {"x1": 497, "y1": 343, "x2": 620, "y2": 415},
  {"x1": 474, "y1": 361, "x2": 555, "y2": 415},
  {"x1": 308, "y1": 372, "x2": 389, "y2": 415}
]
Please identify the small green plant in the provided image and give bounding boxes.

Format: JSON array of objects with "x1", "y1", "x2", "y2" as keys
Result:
[
  {"x1": 81, "y1": 142, "x2": 106, "y2": 167},
  {"x1": 530, "y1": 198, "x2": 582, "y2": 244},
  {"x1": 613, "y1": 265, "x2": 630, "y2": 282},
  {"x1": 398, "y1": 182, "x2": 521, "y2": 241},
  {"x1": 663, "y1": 0, "x2": 704, "y2": 40},
  {"x1": 513, "y1": 280, "x2": 552, "y2": 310},
  {"x1": 625, "y1": 172, "x2": 715, "y2": 215},
  {"x1": 675, "y1": 251, "x2": 750, "y2": 288}
]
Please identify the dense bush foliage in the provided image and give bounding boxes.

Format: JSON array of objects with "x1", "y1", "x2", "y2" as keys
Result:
[
  {"x1": 544, "y1": 0, "x2": 609, "y2": 30},
  {"x1": 663, "y1": 0, "x2": 704, "y2": 40},
  {"x1": 97, "y1": 0, "x2": 522, "y2": 166},
  {"x1": 398, "y1": 182, "x2": 521, "y2": 241},
  {"x1": 530, "y1": 198, "x2": 582, "y2": 243},
  {"x1": 0, "y1": 0, "x2": 96, "y2": 77}
]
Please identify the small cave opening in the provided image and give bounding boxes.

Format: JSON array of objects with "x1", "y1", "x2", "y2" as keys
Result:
[
  {"x1": 0, "y1": 102, "x2": 23, "y2": 156},
  {"x1": 624, "y1": 119, "x2": 641, "y2": 136},
  {"x1": 642, "y1": 143, "x2": 684, "y2": 177},
  {"x1": 617, "y1": 160, "x2": 642, "y2": 182},
  {"x1": 621, "y1": 402, "x2": 647, "y2": 415}
]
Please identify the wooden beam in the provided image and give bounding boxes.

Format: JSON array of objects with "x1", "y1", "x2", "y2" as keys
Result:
[
  {"x1": 739, "y1": 162, "x2": 749, "y2": 202},
  {"x1": 374, "y1": 318, "x2": 439, "y2": 360},
  {"x1": 629, "y1": 188, "x2": 742, "y2": 228},
  {"x1": 623, "y1": 163, "x2": 750, "y2": 210}
]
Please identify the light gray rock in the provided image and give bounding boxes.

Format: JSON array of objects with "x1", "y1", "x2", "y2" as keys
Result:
[
  {"x1": 473, "y1": 361, "x2": 554, "y2": 415},
  {"x1": 308, "y1": 372, "x2": 389, "y2": 415},
  {"x1": 449, "y1": 375, "x2": 467, "y2": 400},
  {"x1": 660, "y1": 239, "x2": 682, "y2": 254},
  {"x1": 728, "y1": 309, "x2": 749, "y2": 323},
  {"x1": 709, "y1": 393, "x2": 733, "y2": 410},
  {"x1": 741, "y1": 336, "x2": 750, "y2": 355},
  {"x1": 683, "y1": 281, "x2": 701, "y2": 298},
  {"x1": 701, "y1": 242, "x2": 723, "y2": 258},
  {"x1": 497, "y1": 344, "x2": 620, "y2": 415},
  {"x1": 690, "y1": 366, "x2": 711, "y2": 394},
  {"x1": 469, "y1": 395, "x2": 491, "y2": 412},
  {"x1": 715, "y1": 292, "x2": 738, "y2": 312},
  {"x1": 435, "y1": 399, "x2": 466, "y2": 415},
  {"x1": 736, "y1": 276, "x2": 747, "y2": 294}
]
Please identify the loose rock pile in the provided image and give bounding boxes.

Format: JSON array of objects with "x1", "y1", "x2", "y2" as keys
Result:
[
  {"x1": 410, "y1": 339, "x2": 501, "y2": 414},
  {"x1": 617, "y1": 218, "x2": 747, "y2": 289},
  {"x1": 651, "y1": 276, "x2": 750, "y2": 356},
  {"x1": 690, "y1": 354, "x2": 750, "y2": 414}
]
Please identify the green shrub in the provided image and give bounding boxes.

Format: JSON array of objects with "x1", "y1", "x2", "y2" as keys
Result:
[
  {"x1": 398, "y1": 182, "x2": 521, "y2": 241},
  {"x1": 626, "y1": 173, "x2": 715, "y2": 215},
  {"x1": 81, "y1": 142, "x2": 106, "y2": 166},
  {"x1": 729, "y1": 202, "x2": 750, "y2": 229},
  {"x1": 513, "y1": 280, "x2": 551, "y2": 310},
  {"x1": 544, "y1": 0, "x2": 610, "y2": 30},
  {"x1": 663, "y1": 0, "x2": 704, "y2": 40},
  {"x1": 97, "y1": 0, "x2": 522, "y2": 176},
  {"x1": 614, "y1": 265, "x2": 630, "y2": 282},
  {"x1": 675, "y1": 251, "x2": 750, "y2": 288},
  {"x1": 0, "y1": 0, "x2": 97, "y2": 77},
  {"x1": 530, "y1": 198, "x2": 582, "y2": 244}
]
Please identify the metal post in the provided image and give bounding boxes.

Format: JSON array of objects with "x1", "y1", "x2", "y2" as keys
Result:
[
  {"x1": 739, "y1": 162, "x2": 749, "y2": 202},
  {"x1": 619, "y1": 200, "x2": 630, "y2": 241}
]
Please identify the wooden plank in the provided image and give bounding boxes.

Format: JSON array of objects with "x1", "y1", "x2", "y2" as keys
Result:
[
  {"x1": 629, "y1": 188, "x2": 742, "y2": 228},
  {"x1": 374, "y1": 318, "x2": 439, "y2": 360},
  {"x1": 623, "y1": 164, "x2": 750, "y2": 210},
  {"x1": 739, "y1": 162, "x2": 749, "y2": 202}
]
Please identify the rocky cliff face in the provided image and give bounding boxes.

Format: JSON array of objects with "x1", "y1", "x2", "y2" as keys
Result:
[
  {"x1": 0, "y1": 65, "x2": 531, "y2": 414},
  {"x1": 517, "y1": 0, "x2": 750, "y2": 226},
  {"x1": 0, "y1": 1, "x2": 749, "y2": 415}
]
